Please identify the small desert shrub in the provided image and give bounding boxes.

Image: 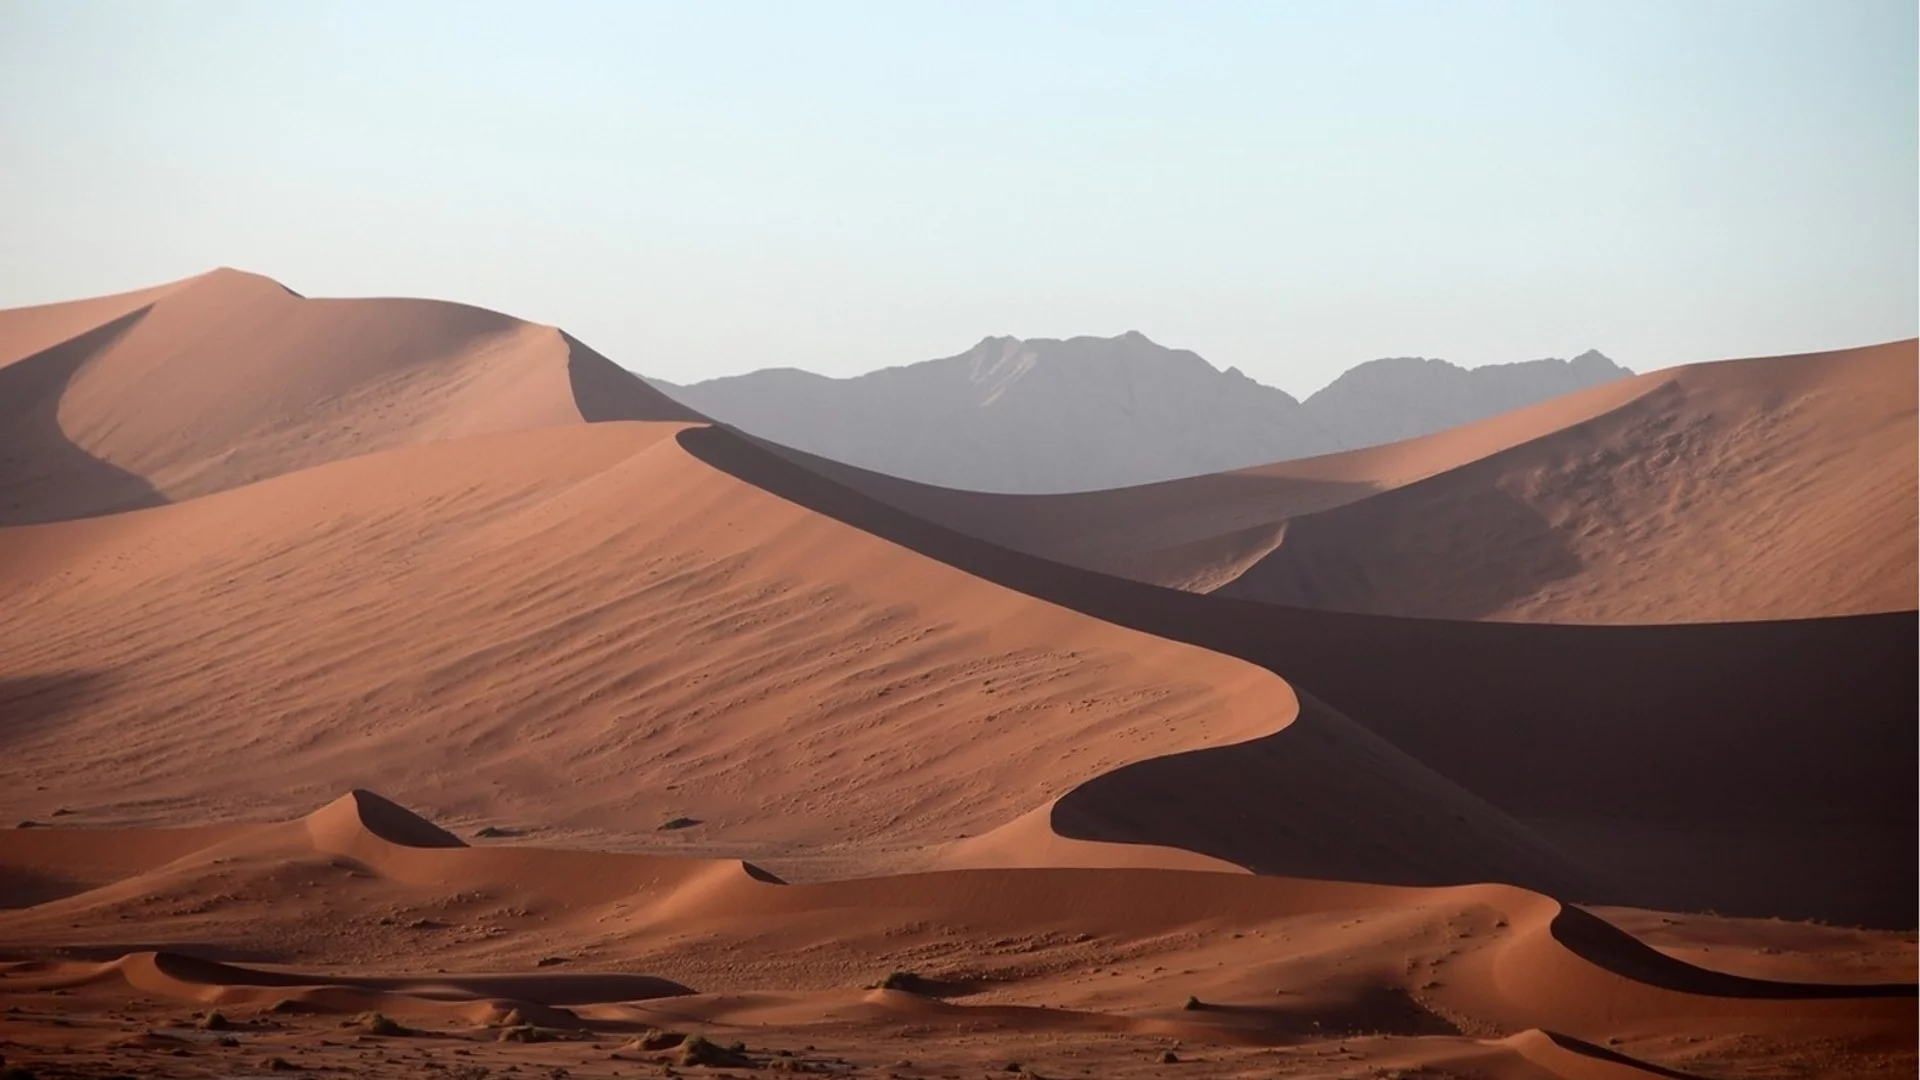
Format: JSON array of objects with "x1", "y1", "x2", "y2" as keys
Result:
[
  {"x1": 629, "y1": 1028, "x2": 686, "y2": 1051},
  {"x1": 678, "y1": 1034, "x2": 749, "y2": 1067},
  {"x1": 449, "y1": 1066, "x2": 494, "y2": 1080},
  {"x1": 870, "y1": 970, "x2": 922, "y2": 991},
  {"x1": 1159, "y1": 1049, "x2": 1180, "y2": 1063},
  {"x1": 196, "y1": 1011, "x2": 232, "y2": 1030},
  {"x1": 1181, "y1": 995, "x2": 1203, "y2": 1011},
  {"x1": 658, "y1": 817, "x2": 701, "y2": 831},
  {"x1": 260, "y1": 1057, "x2": 298, "y2": 1072},
  {"x1": 353, "y1": 1011, "x2": 409, "y2": 1036},
  {"x1": 497, "y1": 1024, "x2": 557, "y2": 1043}
]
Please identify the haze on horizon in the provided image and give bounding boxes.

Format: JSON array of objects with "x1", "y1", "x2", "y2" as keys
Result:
[{"x1": 1, "y1": 0, "x2": 1913, "y2": 395}]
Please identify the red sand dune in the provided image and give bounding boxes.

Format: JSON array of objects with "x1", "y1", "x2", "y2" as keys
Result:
[
  {"x1": 780, "y1": 370, "x2": 1659, "y2": 591},
  {"x1": 0, "y1": 417, "x2": 1585, "y2": 897},
  {"x1": 0, "y1": 274, "x2": 1912, "y2": 1078},
  {"x1": 679, "y1": 423, "x2": 1915, "y2": 927},
  {"x1": 1218, "y1": 341, "x2": 1919, "y2": 622},
  {"x1": 0, "y1": 793, "x2": 1909, "y2": 1079},
  {"x1": 804, "y1": 341, "x2": 1917, "y2": 623},
  {"x1": 0, "y1": 267, "x2": 695, "y2": 524}
]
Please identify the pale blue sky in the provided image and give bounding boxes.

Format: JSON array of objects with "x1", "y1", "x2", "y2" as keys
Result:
[{"x1": 1, "y1": 1, "x2": 1913, "y2": 393}]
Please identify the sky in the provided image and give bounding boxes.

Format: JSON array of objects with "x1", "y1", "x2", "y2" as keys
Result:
[{"x1": 1, "y1": 1, "x2": 1913, "y2": 396}]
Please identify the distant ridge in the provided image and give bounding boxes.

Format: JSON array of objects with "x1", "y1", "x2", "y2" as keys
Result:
[{"x1": 653, "y1": 334, "x2": 1631, "y2": 493}]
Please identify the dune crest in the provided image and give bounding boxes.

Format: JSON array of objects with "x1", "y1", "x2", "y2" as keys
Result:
[
  {"x1": 1, "y1": 812, "x2": 1908, "y2": 1077},
  {"x1": 303, "y1": 789, "x2": 468, "y2": 854},
  {"x1": 0, "y1": 420, "x2": 1596, "y2": 897},
  {"x1": 0, "y1": 268, "x2": 698, "y2": 523},
  {"x1": 2, "y1": 275, "x2": 1912, "y2": 1078},
  {"x1": 801, "y1": 341, "x2": 1917, "y2": 623},
  {"x1": 1219, "y1": 340, "x2": 1920, "y2": 621}
]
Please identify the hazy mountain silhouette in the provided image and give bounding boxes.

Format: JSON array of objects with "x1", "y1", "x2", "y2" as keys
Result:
[{"x1": 653, "y1": 334, "x2": 1631, "y2": 493}]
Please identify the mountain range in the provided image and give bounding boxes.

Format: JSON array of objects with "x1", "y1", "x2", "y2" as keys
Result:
[{"x1": 654, "y1": 333, "x2": 1632, "y2": 492}]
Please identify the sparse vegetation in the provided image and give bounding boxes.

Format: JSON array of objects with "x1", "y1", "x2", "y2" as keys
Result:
[
  {"x1": 352, "y1": 1010, "x2": 410, "y2": 1036},
  {"x1": 474, "y1": 826, "x2": 514, "y2": 838},
  {"x1": 1159, "y1": 1049, "x2": 1180, "y2": 1063},
  {"x1": 870, "y1": 969, "x2": 923, "y2": 991},
  {"x1": 678, "y1": 1034, "x2": 750, "y2": 1067},
  {"x1": 259, "y1": 1056, "x2": 297, "y2": 1072},
  {"x1": 497, "y1": 1024, "x2": 558, "y2": 1043},
  {"x1": 196, "y1": 1010, "x2": 232, "y2": 1030},
  {"x1": 658, "y1": 816, "x2": 701, "y2": 831},
  {"x1": 628, "y1": 1028, "x2": 686, "y2": 1051},
  {"x1": 1182, "y1": 995, "x2": 1203, "y2": 1011}
]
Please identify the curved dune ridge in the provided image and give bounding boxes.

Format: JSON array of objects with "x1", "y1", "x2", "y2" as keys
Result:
[
  {"x1": 671, "y1": 423, "x2": 1915, "y2": 926},
  {"x1": 795, "y1": 340, "x2": 1918, "y2": 623},
  {"x1": 771, "y1": 366, "x2": 1664, "y2": 590},
  {"x1": 0, "y1": 267, "x2": 698, "y2": 524},
  {"x1": 0, "y1": 274, "x2": 1913, "y2": 1076},
  {"x1": 0, "y1": 416, "x2": 1585, "y2": 896},
  {"x1": 0, "y1": 792, "x2": 1909, "y2": 1079},
  {"x1": 0, "y1": 273, "x2": 1911, "y2": 927}
]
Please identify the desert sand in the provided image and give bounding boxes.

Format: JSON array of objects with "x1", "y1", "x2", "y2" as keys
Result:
[
  {"x1": 805, "y1": 341, "x2": 1917, "y2": 623},
  {"x1": 0, "y1": 272, "x2": 1912, "y2": 1079}
]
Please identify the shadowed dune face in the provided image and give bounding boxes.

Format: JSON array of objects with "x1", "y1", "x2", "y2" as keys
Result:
[
  {"x1": 0, "y1": 276, "x2": 1913, "y2": 1078},
  {"x1": 798, "y1": 342, "x2": 1918, "y2": 624},
  {"x1": 1046, "y1": 689, "x2": 1588, "y2": 895},
  {"x1": 0, "y1": 418, "x2": 1613, "y2": 898},
  {"x1": 1218, "y1": 341, "x2": 1920, "y2": 622},
  {"x1": 0, "y1": 309, "x2": 167, "y2": 524},
  {"x1": 673, "y1": 424, "x2": 1917, "y2": 926},
  {"x1": 0, "y1": 795, "x2": 1908, "y2": 1079},
  {"x1": 771, "y1": 369, "x2": 1664, "y2": 592},
  {"x1": 0, "y1": 279, "x2": 186, "y2": 370}
]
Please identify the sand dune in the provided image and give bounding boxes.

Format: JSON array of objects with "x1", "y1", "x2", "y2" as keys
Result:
[
  {"x1": 0, "y1": 417, "x2": 1587, "y2": 898},
  {"x1": 1220, "y1": 340, "x2": 1920, "y2": 621},
  {"x1": 771, "y1": 370, "x2": 1660, "y2": 590},
  {"x1": 0, "y1": 267, "x2": 696, "y2": 524},
  {"x1": 806, "y1": 341, "x2": 1917, "y2": 623},
  {"x1": 2, "y1": 274, "x2": 1911, "y2": 1077},
  {"x1": 676, "y1": 425, "x2": 1915, "y2": 925},
  {"x1": 0, "y1": 794, "x2": 1909, "y2": 1079}
]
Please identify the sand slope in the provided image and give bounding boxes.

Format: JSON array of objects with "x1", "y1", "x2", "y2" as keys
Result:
[
  {"x1": 798, "y1": 341, "x2": 1916, "y2": 624},
  {"x1": 0, "y1": 794, "x2": 1909, "y2": 1080},
  {"x1": 1220, "y1": 340, "x2": 1919, "y2": 622},
  {"x1": 0, "y1": 419, "x2": 1582, "y2": 897},
  {"x1": 775, "y1": 371, "x2": 1660, "y2": 591},
  {"x1": 3, "y1": 275, "x2": 1910, "y2": 923},
  {"x1": 0, "y1": 268, "x2": 696, "y2": 524},
  {"x1": 678, "y1": 426, "x2": 1915, "y2": 925},
  {"x1": 1, "y1": 275, "x2": 1912, "y2": 1077}
]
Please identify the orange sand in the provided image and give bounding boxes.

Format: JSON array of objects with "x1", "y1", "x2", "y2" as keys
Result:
[{"x1": 0, "y1": 272, "x2": 1911, "y2": 1079}]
